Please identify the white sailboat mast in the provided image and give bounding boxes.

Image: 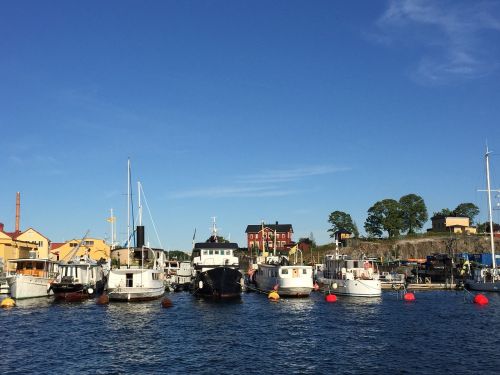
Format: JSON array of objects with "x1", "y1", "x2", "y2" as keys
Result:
[
  {"x1": 127, "y1": 158, "x2": 131, "y2": 268},
  {"x1": 110, "y1": 208, "x2": 115, "y2": 250},
  {"x1": 485, "y1": 148, "x2": 496, "y2": 269}
]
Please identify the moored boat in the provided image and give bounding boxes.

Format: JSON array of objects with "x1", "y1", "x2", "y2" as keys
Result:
[
  {"x1": 6, "y1": 257, "x2": 59, "y2": 299},
  {"x1": 253, "y1": 255, "x2": 313, "y2": 297},
  {"x1": 318, "y1": 253, "x2": 381, "y2": 297},
  {"x1": 190, "y1": 220, "x2": 242, "y2": 299}
]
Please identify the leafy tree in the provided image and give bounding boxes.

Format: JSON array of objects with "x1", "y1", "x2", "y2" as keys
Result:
[
  {"x1": 477, "y1": 222, "x2": 500, "y2": 233},
  {"x1": 364, "y1": 199, "x2": 403, "y2": 238},
  {"x1": 298, "y1": 237, "x2": 316, "y2": 247},
  {"x1": 433, "y1": 208, "x2": 453, "y2": 217},
  {"x1": 327, "y1": 211, "x2": 359, "y2": 238},
  {"x1": 453, "y1": 203, "x2": 480, "y2": 224},
  {"x1": 399, "y1": 194, "x2": 428, "y2": 234}
]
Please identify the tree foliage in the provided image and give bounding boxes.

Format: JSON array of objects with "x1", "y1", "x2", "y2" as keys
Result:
[
  {"x1": 399, "y1": 193, "x2": 428, "y2": 234},
  {"x1": 453, "y1": 203, "x2": 480, "y2": 223},
  {"x1": 327, "y1": 211, "x2": 359, "y2": 238},
  {"x1": 364, "y1": 199, "x2": 403, "y2": 238}
]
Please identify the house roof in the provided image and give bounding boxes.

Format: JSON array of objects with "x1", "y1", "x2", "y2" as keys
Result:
[{"x1": 245, "y1": 224, "x2": 293, "y2": 233}]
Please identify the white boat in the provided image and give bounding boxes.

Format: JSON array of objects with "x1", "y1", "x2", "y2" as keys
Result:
[
  {"x1": 106, "y1": 161, "x2": 166, "y2": 301},
  {"x1": 318, "y1": 254, "x2": 381, "y2": 297},
  {"x1": 465, "y1": 147, "x2": 500, "y2": 292},
  {"x1": 6, "y1": 257, "x2": 59, "y2": 299},
  {"x1": 254, "y1": 255, "x2": 313, "y2": 297}
]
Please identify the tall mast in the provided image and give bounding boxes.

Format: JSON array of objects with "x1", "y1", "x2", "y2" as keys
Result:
[
  {"x1": 485, "y1": 148, "x2": 496, "y2": 269},
  {"x1": 127, "y1": 158, "x2": 131, "y2": 268},
  {"x1": 110, "y1": 208, "x2": 115, "y2": 250}
]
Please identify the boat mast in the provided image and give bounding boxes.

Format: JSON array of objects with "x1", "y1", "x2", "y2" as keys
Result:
[
  {"x1": 127, "y1": 158, "x2": 131, "y2": 268},
  {"x1": 485, "y1": 148, "x2": 496, "y2": 270}
]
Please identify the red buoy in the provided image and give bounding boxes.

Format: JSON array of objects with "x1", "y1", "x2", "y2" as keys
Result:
[
  {"x1": 403, "y1": 292, "x2": 416, "y2": 301},
  {"x1": 96, "y1": 294, "x2": 109, "y2": 305},
  {"x1": 325, "y1": 294, "x2": 337, "y2": 303},
  {"x1": 161, "y1": 297, "x2": 173, "y2": 308},
  {"x1": 473, "y1": 294, "x2": 489, "y2": 305}
]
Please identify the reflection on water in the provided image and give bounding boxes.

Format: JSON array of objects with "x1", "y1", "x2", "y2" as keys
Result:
[{"x1": 1, "y1": 290, "x2": 500, "y2": 375}]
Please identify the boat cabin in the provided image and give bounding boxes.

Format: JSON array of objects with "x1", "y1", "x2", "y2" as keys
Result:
[
  {"x1": 8, "y1": 259, "x2": 58, "y2": 278},
  {"x1": 191, "y1": 242, "x2": 239, "y2": 270}
]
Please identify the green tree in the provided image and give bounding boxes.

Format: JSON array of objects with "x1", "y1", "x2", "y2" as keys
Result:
[
  {"x1": 453, "y1": 202, "x2": 480, "y2": 224},
  {"x1": 364, "y1": 199, "x2": 403, "y2": 238},
  {"x1": 399, "y1": 193, "x2": 428, "y2": 234},
  {"x1": 327, "y1": 211, "x2": 359, "y2": 237},
  {"x1": 432, "y1": 208, "x2": 453, "y2": 217}
]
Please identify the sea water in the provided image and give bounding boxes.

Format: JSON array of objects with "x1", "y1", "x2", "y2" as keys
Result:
[{"x1": 1, "y1": 290, "x2": 499, "y2": 374}]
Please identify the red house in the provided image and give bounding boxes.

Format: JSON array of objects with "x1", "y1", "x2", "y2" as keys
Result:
[{"x1": 245, "y1": 222, "x2": 294, "y2": 253}]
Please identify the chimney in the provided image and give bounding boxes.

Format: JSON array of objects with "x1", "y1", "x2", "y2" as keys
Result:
[
  {"x1": 15, "y1": 192, "x2": 20, "y2": 232},
  {"x1": 136, "y1": 225, "x2": 145, "y2": 248}
]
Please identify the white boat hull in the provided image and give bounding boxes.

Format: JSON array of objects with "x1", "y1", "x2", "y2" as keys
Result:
[
  {"x1": 254, "y1": 264, "x2": 313, "y2": 297},
  {"x1": 107, "y1": 268, "x2": 165, "y2": 301},
  {"x1": 320, "y1": 277, "x2": 381, "y2": 297},
  {"x1": 7, "y1": 274, "x2": 53, "y2": 299}
]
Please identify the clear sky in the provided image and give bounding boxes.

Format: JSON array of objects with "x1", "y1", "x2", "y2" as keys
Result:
[{"x1": 1, "y1": 0, "x2": 499, "y2": 251}]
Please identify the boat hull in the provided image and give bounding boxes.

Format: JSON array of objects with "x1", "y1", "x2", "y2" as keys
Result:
[
  {"x1": 107, "y1": 286, "x2": 165, "y2": 301},
  {"x1": 319, "y1": 278, "x2": 382, "y2": 297},
  {"x1": 254, "y1": 264, "x2": 313, "y2": 298},
  {"x1": 193, "y1": 267, "x2": 242, "y2": 299},
  {"x1": 51, "y1": 279, "x2": 106, "y2": 301},
  {"x1": 7, "y1": 274, "x2": 53, "y2": 299},
  {"x1": 465, "y1": 280, "x2": 500, "y2": 292}
]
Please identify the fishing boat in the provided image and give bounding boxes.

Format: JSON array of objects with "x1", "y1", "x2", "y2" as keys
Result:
[
  {"x1": 106, "y1": 161, "x2": 166, "y2": 301},
  {"x1": 50, "y1": 258, "x2": 107, "y2": 301},
  {"x1": 166, "y1": 260, "x2": 192, "y2": 292},
  {"x1": 6, "y1": 254, "x2": 59, "y2": 299},
  {"x1": 318, "y1": 253, "x2": 381, "y2": 297},
  {"x1": 465, "y1": 147, "x2": 500, "y2": 292},
  {"x1": 253, "y1": 255, "x2": 313, "y2": 297},
  {"x1": 191, "y1": 219, "x2": 243, "y2": 299}
]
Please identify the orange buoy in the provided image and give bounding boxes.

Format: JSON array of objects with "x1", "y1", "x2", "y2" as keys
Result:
[
  {"x1": 1, "y1": 297, "x2": 16, "y2": 308},
  {"x1": 268, "y1": 291, "x2": 280, "y2": 301},
  {"x1": 325, "y1": 293, "x2": 337, "y2": 303},
  {"x1": 161, "y1": 297, "x2": 173, "y2": 308},
  {"x1": 473, "y1": 294, "x2": 489, "y2": 305},
  {"x1": 96, "y1": 294, "x2": 109, "y2": 305},
  {"x1": 403, "y1": 292, "x2": 416, "y2": 301}
]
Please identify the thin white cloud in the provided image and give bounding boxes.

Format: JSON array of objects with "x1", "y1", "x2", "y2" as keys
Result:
[
  {"x1": 237, "y1": 165, "x2": 350, "y2": 184},
  {"x1": 8, "y1": 154, "x2": 63, "y2": 176},
  {"x1": 375, "y1": 0, "x2": 500, "y2": 84},
  {"x1": 170, "y1": 164, "x2": 347, "y2": 199}
]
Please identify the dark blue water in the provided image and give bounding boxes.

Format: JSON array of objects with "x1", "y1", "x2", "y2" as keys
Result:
[{"x1": 1, "y1": 290, "x2": 499, "y2": 374}]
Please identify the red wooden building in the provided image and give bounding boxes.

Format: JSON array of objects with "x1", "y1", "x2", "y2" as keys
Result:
[{"x1": 245, "y1": 222, "x2": 294, "y2": 253}]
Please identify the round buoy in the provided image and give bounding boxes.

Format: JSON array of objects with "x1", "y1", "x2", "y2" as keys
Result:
[
  {"x1": 473, "y1": 294, "x2": 489, "y2": 305},
  {"x1": 325, "y1": 294, "x2": 337, "y2": 303},
  {"x1": 403, "y1": 292, "x2": 416, "y2": 302},
  {"x1": 1, "y1": 297, "x2": 16, "y2": 308},
  {"x1": 96, "y1": 294, "x2": 109, "y2": 305},
  {"x1": 161, "y1": 298, "x2": 173, "y2": 308},
  {"x1": 268, "y1": 291, "x2": 280, "y2": 301}
]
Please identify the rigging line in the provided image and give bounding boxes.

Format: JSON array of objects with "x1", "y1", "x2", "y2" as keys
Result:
[{"x1": 139, "y1": 183, "x2": 164, "y2": 250}]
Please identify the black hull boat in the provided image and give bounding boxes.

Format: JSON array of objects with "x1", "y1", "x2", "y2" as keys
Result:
[
  {"x1": 51, "y1": 277, "x2": 106, "y2": 302},
  {"x1": 193, "y1": 266, "x2": 242, "y2": 300}
]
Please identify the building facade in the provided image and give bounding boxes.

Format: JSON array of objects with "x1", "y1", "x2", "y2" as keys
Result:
[
  {"x1": 0, "y1": 223, "x2": 40, "y2": 272},
  {"x1": 50, "y1": 238, "x2": 110, "y2": 262},
  {"x1": 430, "y1": 216, "x2": 477, "y2": 234},
  {"x1": 245, "y1": 222, "x2": 294, "y2": 255}
]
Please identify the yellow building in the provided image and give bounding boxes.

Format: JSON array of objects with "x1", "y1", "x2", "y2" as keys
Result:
[
  {"x1": 431, "y1": 216, "x2": 477, "y2": 234},
  {"x1": 15, "y1": 228, "x2": 51, "y2": 259},
  {"x1": 0, "y1": 225, "x2": 39, "y2": 272},
  {"x1": 52, "y1": 238, "x2": 110, "y2": 262}
]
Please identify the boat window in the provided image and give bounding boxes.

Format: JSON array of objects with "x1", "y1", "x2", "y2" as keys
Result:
[
  {"x1": 126, "y1": 273, "x2": 133, "y2": 287},
  {"x1": 281, "y1": 269, "x2": 288, "y2": 275},
  {"x1": 227, "y1": 250, "x2": 232, "y2": 255},
  {"x1": 214, "y1": 250, "x2": 219, "y2": 255},
  {"x1": 36, "y1": 263, "x2": 44, "y2": 270},
  {"x1": 209, "y1": 250, "x2": 213, "y2": 255},
  {"x1": 303, "y1": 269, "x2": 307, "y2": 274},
  {"x1": 202, "y1": 250, "x2": 207, "y2": 255},
  {"x1": 26, "y1": 262, "x2": 33, "y2": 270}
]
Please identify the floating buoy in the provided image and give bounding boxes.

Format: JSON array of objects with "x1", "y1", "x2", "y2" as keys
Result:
[
  {"x1": 403, "y1": 292, "x2": 416, "y2": 302},
  {"x1": 1, "y1": 297, "x2": 16, "y2": 308},
  {"x1": 161, "y1": 297, "x2": 173, "y2": 308},
  {"x1": 473, "y1": 294, "x2": 489, "y2": 305},
  {"x1": 96, "y1": 294, "x2": 109, "y2": 305},
  {"x1": 325, "y1": 294, "x2": 337, "y2": 303},
  {"x1": 268, "y1": 291, "x2": 280, "y2": 301}
]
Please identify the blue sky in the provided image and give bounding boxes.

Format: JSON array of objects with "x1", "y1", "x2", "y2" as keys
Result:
[{"x1": 1, "y1": 0, "x2": 499, "y2": 251}]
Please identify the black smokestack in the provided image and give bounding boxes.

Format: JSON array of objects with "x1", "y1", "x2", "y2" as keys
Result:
[{"x1": 136, "y1": 226, "x2": 145, "y2": 248}]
